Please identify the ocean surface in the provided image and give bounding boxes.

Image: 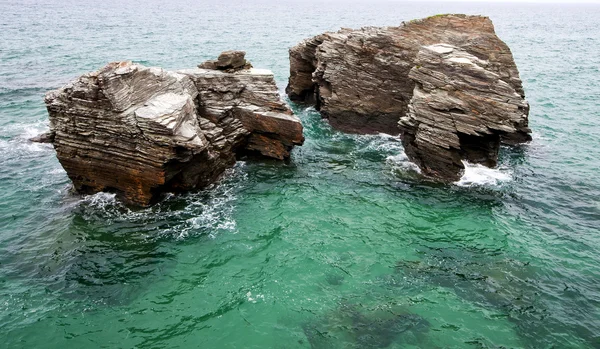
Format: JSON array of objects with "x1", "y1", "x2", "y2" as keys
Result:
[{"x1": 1, "y1": 0, "x2": 599, "y2": 348}]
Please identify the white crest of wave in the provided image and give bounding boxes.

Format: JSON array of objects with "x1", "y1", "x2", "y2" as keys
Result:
[
  {"x1": 371, "y1": 133, "x2": 404, "y2": 152},
  {"x1": 81, "y1": 192, "x2": 119, "y2": 208},
  {"x1": 385, "y1": 150, "x2": 422, "y2": 174},
  {"x1": 455, "y1": 161, "x2": 512, "y2": 187},
  {"x1": 182, "y1": 186, "x2": 238, "y2": 239},
  {"x1": 0, "y1": 121, "x2": 52, "y2": 155},
  {"x1": 20, "y1": 124, "x2": 48, "y2": 140}
]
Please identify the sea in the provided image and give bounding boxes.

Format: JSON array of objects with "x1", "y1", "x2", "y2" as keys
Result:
[{"x1": 1, "y1": 0, "x2": 599, "y2": 348}]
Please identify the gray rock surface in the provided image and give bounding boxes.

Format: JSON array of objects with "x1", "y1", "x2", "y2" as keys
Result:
[
  {"x1": 44, "y1": 55, "x2": 303, "y2": 206},
  {"x1": 216, "y1": 50, "x2": 248, "y2": 70},
  {"x1": 286, "y1": 14, "x2": 531, "y2": 180},
  {"x1": 400, "y1": 44, "x2": 530, "y2": 180}
]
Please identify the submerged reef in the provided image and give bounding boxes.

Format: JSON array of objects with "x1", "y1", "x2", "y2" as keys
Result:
[
  {"x1": 286, "y1": 14, "x2": 531, "y2": 180},
  {"x1": 302, "y1": 302, "x2": 430, "y2": 348},
  {"x1": 39, "y1": 51, "x2": 304, "y2": 206}
]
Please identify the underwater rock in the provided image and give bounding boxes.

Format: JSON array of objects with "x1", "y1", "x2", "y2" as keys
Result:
[
  {"x1": 286, "y1": 14, "x2": 531, "y2": 179},
  {"x1": 324, "y1": 272, "x2": 345, "y2": 286},
  {"x1": 392, "y1": 254, "x2": 587, "y2": 347},
  {"x1": 44, "y1": 54, "x2": 303, "y2": 206},
  {"x1": 29, "y1": 130, "x2": 55, "y2": 143},
  {"x1": 302, "y1": 302, "x2": 430, "y2": 348}
]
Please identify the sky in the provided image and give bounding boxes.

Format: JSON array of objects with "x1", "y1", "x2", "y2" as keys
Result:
[{"x1": 400, "y1": 0, "x2": 600, "y2": 2}]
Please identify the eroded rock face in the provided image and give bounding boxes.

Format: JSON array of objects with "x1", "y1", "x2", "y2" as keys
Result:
[
  {"x1": 179, "y1": 67, "x2": 303, "y2": 159},
  {"x1": 401, "y1": 44, "x2": 530, "y2": 180},
  {"x1": 287, "y1": 14, "x2": 531, "y2": 180},
  {"x1": 45, "y1": 56, "x2": 303, "y2": 206}
]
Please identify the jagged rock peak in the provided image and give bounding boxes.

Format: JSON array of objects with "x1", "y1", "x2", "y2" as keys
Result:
[{"x1": 43, "y1": 59, "x2": 303, "y2": 206}]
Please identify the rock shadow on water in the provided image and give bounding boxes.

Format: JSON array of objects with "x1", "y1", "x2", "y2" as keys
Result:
[{"x1": 302, "y1": 301, "x2": 430, "y2": 349}]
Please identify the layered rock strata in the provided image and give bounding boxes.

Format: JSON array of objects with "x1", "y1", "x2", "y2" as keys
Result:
[
  {"x1": 286, "y1": 14, "x2": 531, "y2": 179},
  {"x1": 43, "y1": 54, "x2": 303, "y2": 206},
  {"x1": 401, "y1": 44, "x2": 530, "y2": 180}
]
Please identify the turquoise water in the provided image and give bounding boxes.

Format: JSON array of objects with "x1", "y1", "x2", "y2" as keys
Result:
[{"x1": 1, "y1": 0, "x2": 600, "y2": 348}]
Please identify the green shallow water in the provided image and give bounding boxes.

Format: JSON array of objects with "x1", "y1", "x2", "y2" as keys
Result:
[{"x1": 1, "y1": 0, "x2": 600, "y2": 348}]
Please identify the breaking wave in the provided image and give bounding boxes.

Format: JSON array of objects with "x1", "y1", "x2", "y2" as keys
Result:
[
  {"x1": 386, "y1": 152, "x2": 512, "y2": 187},
  {"x1": 455, "y1": 161, "x2": 512, "y2": 187},
  {"x1": 0, "y1": 122, "x2": 52, "y2": 157},
  {"x1": 386, "y1": 151, "x2": 422, "y2": 174},
  {"x1": 74, "y1": 163, "x2": 247, "y2": 240}
]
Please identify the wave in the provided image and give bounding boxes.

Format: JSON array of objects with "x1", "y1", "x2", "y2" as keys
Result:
[
  {"x1": 455, "y1": 161, "x2": 512, "y2": 187},
  {"x1": 386, "y1": 151, "x2": 512, "y2": 188},
  {"x1": 0, "y1": 121, "x2": 52, "y2": 157},
  {"x1": 357, "y1": 132, "x2": 404, "y2": 153},
  {"x1": 386, "y1": 151, "x2": 422, "y2": 174},
  {"x1": 74, "y1": 163, "x2": 248, "y2": 240}
]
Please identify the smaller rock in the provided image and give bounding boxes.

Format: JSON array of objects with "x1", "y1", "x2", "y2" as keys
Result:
[
  {"x1": 198, "y1": 60, "x2": 218, "y2": 70},
  {"x1": 216, "y1": 50, "x2": 247, "y2": 70},
  {"x1": 29, "y1": 131, "x2": 55, "y2": 143}
]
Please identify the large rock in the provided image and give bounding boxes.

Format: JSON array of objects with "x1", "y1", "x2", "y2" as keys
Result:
[
  {"x1": 286, "y1": 14, "x2": 531, "y2": 179},
  {"x1": 44, "y1": 55, "x2": 303, "y2": 206},
  {"x1": 400, "y1": 44, "x2": 530, "y2": 180}
]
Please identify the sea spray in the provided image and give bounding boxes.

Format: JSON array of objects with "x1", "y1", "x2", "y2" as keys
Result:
[{"x1": 455, "y1": 161, "x2": 512, "y2": 187}]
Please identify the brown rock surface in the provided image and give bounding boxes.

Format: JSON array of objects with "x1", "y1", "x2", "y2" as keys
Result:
[
  {"x1": 286, "y1": 14, "x2": 529, "y2": 135},
  {"x1": 44, "y1": 54, "x2": 303, "y2": 206},
  {"x1": 401, "y1": 44, "x2": 530, "y2": 180},
  {"x1": 287, "y1": 14, "x2": 531, "y2": 179},
  {"x1": 216, "y1": 50, "x2": 247, "y2": 70}
]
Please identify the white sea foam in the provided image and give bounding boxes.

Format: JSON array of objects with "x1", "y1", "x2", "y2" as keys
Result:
[
  {"x1": 49, "y1": 168, "x2": 66, "y2": 175},
  {"x1": 348, "y1": 133, "x2": 405, "y2": 158},
  {"x1": 74, "y1": 163, "x2": 246, "y2": 240},
  {"x1": 0, "y1": 122, "x2": 52, "y2": 156},
  {"x1": 246, "y1": 291, "x2": 265, "y2": 304},
  {"x1": 385, "y1": 150, "x2": 422, "y2": 174},
  {"x1": 181, "y1": 185, "x2": 239, "y2": 239},
  {"x1": 19, "y1": 123, "x2": 48, "y2": 140},
  {"x1": 80, "y1": 192, "x2": 119, "y2": 209},
  {"x1": 386, "y1": 152, "x2": 512, "y2": 187},
  {"x1": 455, "y1": 161, "x2": 512, "y2": 187},
  {"x1": 530, "y1": 130, "x2": 545, "y2": 141},
  {"x1": 371, "y1": 133, "x2": 403, "y2": 152}
]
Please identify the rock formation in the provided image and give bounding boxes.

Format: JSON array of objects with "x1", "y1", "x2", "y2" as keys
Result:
[
  {"x1": 287, "y1": 14, "x2": 531, "y2": 180},
  {"x1": 401, "y1": 44, "x2": 530, "y2": 180},
  {"x1": 43, "y1": 52, "x2": 303, "y2": 206},
  {"x1": 198, "y1": 50, "x2": 252, "y2": 71}
]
